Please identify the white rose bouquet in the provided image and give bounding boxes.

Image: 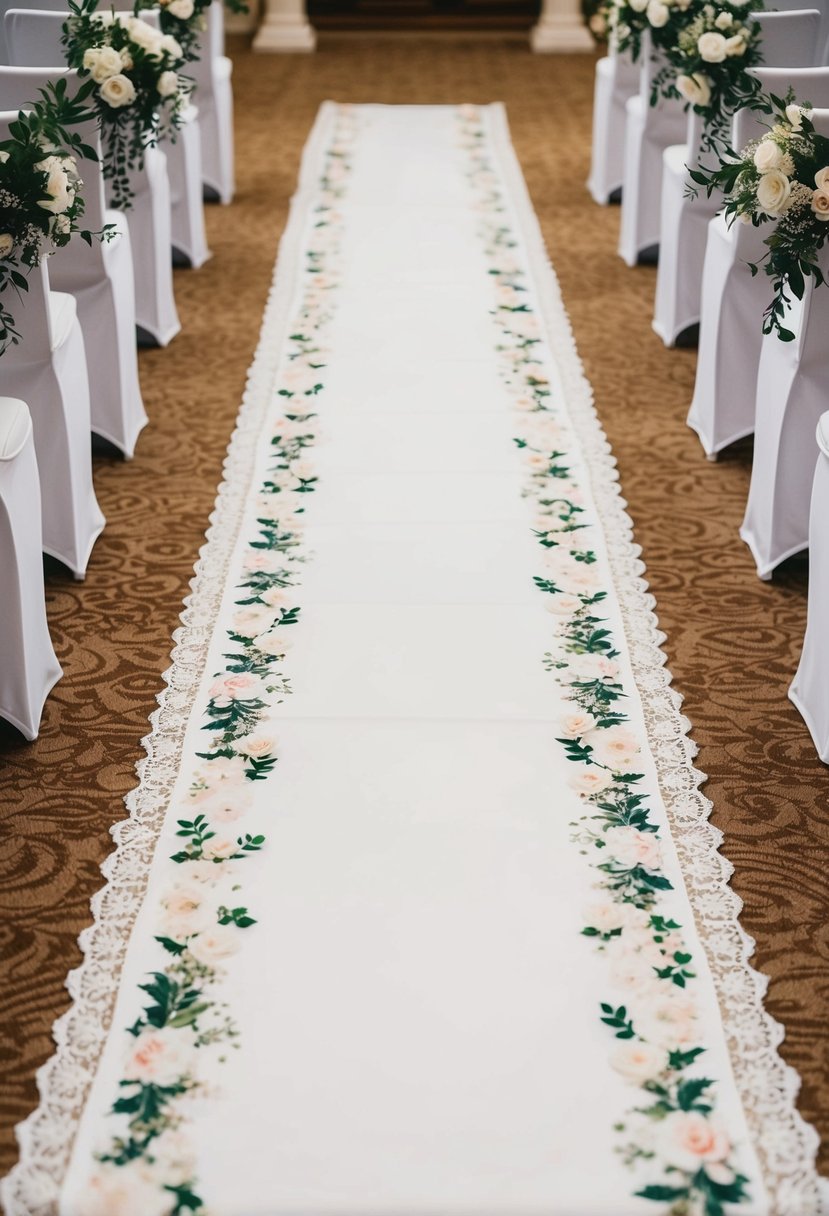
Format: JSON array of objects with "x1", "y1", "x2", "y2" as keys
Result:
[
  {"x1": 658, "y1": 0, "x2": 763, "y2": 154},
  {"x1": 690, "y1": 94, "x2": 829, "y2": 338},
  {"x1": 607, "y1": 0, "x2": 763, "y2": 155},
  {"x1": 137, "y1": 0, "x2": 248, "y2": 64},
  {"x1": 62, "y1": 0, "x2": 188, "y2": 208},
  {"x1": 0, "y1": 77, "x2": 113, "y2": 355}
]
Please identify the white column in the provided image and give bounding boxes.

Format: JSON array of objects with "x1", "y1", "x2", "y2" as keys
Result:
[
  {"x1": 253, "y1": 0, "x2": 316, "y2": 51},
  {"x1": 530, "y1": 0, "x2": 594, "y2": 51}
]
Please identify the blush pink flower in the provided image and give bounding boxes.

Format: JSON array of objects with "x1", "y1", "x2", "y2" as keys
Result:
[
  {"x1": 123, "y1": 1026, "x2": 197, "y2": 1088},
  {"x1": 208, "y1": 671, "x2": 265, "y2": 706},
  {"x1": 657, "y1": 1110, "x2": 732, "y2": 1174}
]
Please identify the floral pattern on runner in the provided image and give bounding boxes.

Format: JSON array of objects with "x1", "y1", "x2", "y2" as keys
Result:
[
  {"x1": 457, "y1": 102, "x2": 751, "y2": 1216},
  {"x1": 81, "y1": 106, "x2": 359, "y2": 1216}
]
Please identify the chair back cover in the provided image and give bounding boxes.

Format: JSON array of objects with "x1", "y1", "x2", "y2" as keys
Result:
[
  {"x1": 751, "y1": 8, "x2": 822, "y2": 68},
  {"x1": 191, "y1": 0, "x2": 224, "y2": 94},
  {"x1": 750, "y1": 63, "x2": 829, "y2": 109},
  {"x1": 4, "y1": 8, "x2": 64, "y2": 65}
]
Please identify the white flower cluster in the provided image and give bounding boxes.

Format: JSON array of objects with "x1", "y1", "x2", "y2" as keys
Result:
[
  {"x1": 750, "y1": 115, "x2": 829, "y2": 220},
  {"x1": 83, "y1": 15, "x2": 182, "y2": 107},
  {"x1": 36, "y1": 152, "x2": 78, "y2": 217}
]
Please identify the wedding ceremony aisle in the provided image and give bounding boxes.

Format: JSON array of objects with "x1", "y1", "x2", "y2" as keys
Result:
[{"x1": 1, "y1": 38, "x2": 828, "y2": 1216}]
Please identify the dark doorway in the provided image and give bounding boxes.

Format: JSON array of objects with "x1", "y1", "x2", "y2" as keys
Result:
[{"x1": 308, "y1": 0, "x2": 541, "y2": 30}]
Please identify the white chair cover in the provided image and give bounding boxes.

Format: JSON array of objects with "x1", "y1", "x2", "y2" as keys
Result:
[
  {"x1": 740, "y1": 166, "x2": 829, "y2": 578},
  {"x1": 0, "y1": 397, "x2": 62, "y2": 739},
  {"x1": 5, "y1": 7, "x2": 181, "y2": 346},
  {"x1": 587, "y1": 38, "x2": 639, "y2": 205},
  {"x1": 652, "y1": 9, "x2": 822, "y2": 348},
  {"x1": 191, "y1": 0, "x2": 234, "y2": 204},
  {"x1": 0, "y1": 64, "x2": 148, "y2": 456},
  {"x1": 688, "y1": 69, "x2": 829, "y2": 457},
  {"x1": 165, "y1": 102, "x2": 211, "y2": 268},
  {"x1": 790, "y1": 411, "x2": 829, "y2": 763},
  {"x1": 618, "y1": 32, "x2": 686, "y2": 266},
  {"x1": 0, "y1": 111, "x2": 104, "y2": 578}
]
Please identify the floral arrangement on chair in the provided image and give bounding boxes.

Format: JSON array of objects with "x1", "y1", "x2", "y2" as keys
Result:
[
  {"x1": 582, "y1": 0, "x2": 611, "y2": 44},
  {"x1": 0, "y1": 77, "x2": 113, "y2": 356},
  {"x1": 690, "y1": 94, "x2": 829, "y2": 338},
  {"x1": 607, "y1": 0, "x2": 764, "y2": 155},
  {"x1": 142, "y1": 0, "x2": 248, "y2": 65},
  {"x1": 62, "y1": 0, "x2": 187, "y2": 208}
]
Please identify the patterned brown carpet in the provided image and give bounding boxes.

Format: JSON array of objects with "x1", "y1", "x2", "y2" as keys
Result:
[{"x1": 1, "y1": 35, "x2": 827, "y2": 1190}]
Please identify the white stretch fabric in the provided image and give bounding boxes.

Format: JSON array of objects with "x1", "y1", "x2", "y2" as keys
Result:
[
  {"x1": 3, "y1": 104, "x2": 824, "y2": 1216},
  {"x1": 790, "y1": 412, "x2": 829, "y2": 762},
  {"x1": 618, "y1": 33, "x2": 686, "y2": 265},
  {"x1": 740, "y1": 163, "x2": 829, "y2": 579},
  {"x1": 586, "y1": 40, "x2": 639, "y2": 205},
  {"x1": 192, "y1": 0, "x2": 235, "y2": 204},
  {"x1": 0, "y1": 397, "x2": 61, "y2": 739}
]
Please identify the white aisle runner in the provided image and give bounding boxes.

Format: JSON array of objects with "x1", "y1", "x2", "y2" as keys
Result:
[{"x1": 5, "y1": 104, "x2": 824, "y2": 1216}]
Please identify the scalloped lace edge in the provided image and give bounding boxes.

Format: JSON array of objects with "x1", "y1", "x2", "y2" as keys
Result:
[
  {"x1": 1, "y1": 100, "x2": 339, "y2": 1216},
  {"x1": 484, "y1": 102, "x2": 826, "y2": 1215}
]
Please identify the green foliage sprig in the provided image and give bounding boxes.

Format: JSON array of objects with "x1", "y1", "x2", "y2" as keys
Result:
[
  {"x1": 62, "y1": 0, "x2": 188, "y2": 208},
  {"x1": 690, "y1": 93, "x2": 829, "y2": 338},
  {"x1": 0, "y1": 77, "x2": 113, "y2": 356}
]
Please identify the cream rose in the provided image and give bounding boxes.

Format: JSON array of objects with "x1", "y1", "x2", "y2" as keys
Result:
[
  {"x1": 124, "y1": 1026, "x2": 197, "y2": 1087},
  {"x1": 81, "y1": 1162, "x2": 174, "y2": 1216},
  {"x1": 583, "y1": 724, "x2": 640, "y2": 770},
  {"x1": 167, "y1": 0, "x2": 194, "y2": 15},
  {"x1": 676, "y1": 73, "x2": 712, "y2": 108},
  {"x1": 254, "y1": 630, "x2": 293, "y2": 657},
  {"x1": 569, "y1": 769, "x2": 613, "y2": 796},
  {"x1": 545, "y1": 593, "x2": 583, "y2": 616},
  {"x1": 0, "y1": 233, "x2": 14, "y2": 257},
  {"x1": 610, "y1": 1041, "x2": 670, "y2": 1083},
  {"x1": 697, "y1": 30, "x2": 727, "y2": 61},
  {"x1": 161, "y1": 33, "x2": 184, "y2": 57},
  {"x1": 753, "y1": 138, "x2": 784, "y2": 173},
  {"x1": 157, "y1": 70, "x2": 179, "y2": 98},
  {"x1": 260, "y1": 586, "x2": 290, "y2": 607},
  {"x1": 203, "y1": 837, "x2": 238, "y2": 861},
  {"x1": 188, "y1": 923, "x2": 241, "y2": 966},
  {"x1": 604, "y1": 825, "x2": 662, "y2": 871},
  {"x1": 723, "y1": 32, "x2": 746, "y2": 55},
  {"x1": 36, "y1": 155, "x2": 73, "y2": 214},
  {"x1": 236, "y1": 733, "x2": 277, "y2": 759},
  {"x1": 159, "y1": 882, "x2": 214, "y2": 938},
  {"x1": 714, "y1": 10, "x2": 732, "y2": 28},
  {"x1": 126, "y1": 15, "x2": 163, "y2": 52},
  {"x1": 811, "y1": 188, "x2": 829, "y2": 221},
  {"x1": 99, "y1": 73, "x2": 137, "y2": 108},
  {"x1": 629, "y1": 0, "x2": 648, "y2": 11},
  {"x1": 83, "y1": 44, "x2": 123, "y2": 83},
  {"x1": 658, "y1": 1110, "x2": 731, "y2": 1172},
  {"x1": 756, "y1": 167, "x2": 791, "y2": 215},
  {"x1": 559, "y1": 711, "x2": 599, "y2": 739},
  {"x1": 208, "y1": 671, "x2": 265, "y2": 705},
  {"x1": 231, "y1": 606, "x2": 276, "y2": 638},
  {"x1": 647, "y1": 0, "x2": 669, "y2": 25},
  {"x1": 785, "y1": 104, "x2": 809, "y2": 131},
  {"x1": 584, "y1": 898, "x2": 626, "y2": 934}
]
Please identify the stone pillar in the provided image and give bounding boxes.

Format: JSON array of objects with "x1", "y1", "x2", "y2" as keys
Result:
[
  {"x1": 530, "y1": 0, "x2": 594, "y2": 51},
  {"x1": 253, "y1": 0, "x2": 316, "y2": 51}
]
